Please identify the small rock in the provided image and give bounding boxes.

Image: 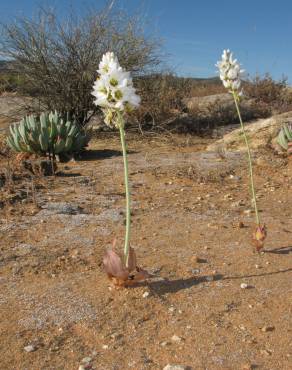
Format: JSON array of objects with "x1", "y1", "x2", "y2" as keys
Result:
[
  {"x1": 150, "y1": 267, "x2": 161, "y2": 274},
  {"x1": 206, "y1": 276, "x2": 214, "y2": 282},
  {"x1": 79, "y1": 366, "x2": 92, "y2": 370},
  {"x1": 163, "y1": 365, "x2": 188, "y2": 370},
  {"x1": 240, "y1": 283, "x2": 249, "y2": 289},
  {"x1": 191, "y1": 255, "x2": 199, "y2": 263},
  {"x1": 81, "y1": 357, "x2": 92, "y2": 364},
  {"x1": 241, "y1": 364, "x2": 254, "y2": 370},
  {"x1": 261, "y1": 325, "x2": 275, "y2": 332},
  {"x1": 142, "y1": 291, "x2": 150, "y2": 298},
  {"x1": 110, "y1": 333, "x2": 123, "y2": 341},
  {"x1": 171, "y1": 335, "x2": 183, "y2": 343},
  {"x1": 191, "y1": 268, "x2": 200, "y2": 274},
  {"x1": 102, "y1": 344, "x2": 109, "y2": 349},
  {"x1": 24, "y1": 345, "x2": 36, "y2": 353},
  {"x1": 168, "y1": 306, "x2": 175, "y2": 312},
  {"x1": 231, "y1": 201, "x2": 240, "y2": 208},
  {"x1": 49, "y1": 346, "x2": 60, "y2": 352},
  {"x1": 160, "y1": 341, "x2": 170, "y2": 347},
  {"x1": 191, "y1": 255, "x2": 206, "y2": 263},
  {"x1": 260, "y1": 349, "x2": 272, "y2": 356}
]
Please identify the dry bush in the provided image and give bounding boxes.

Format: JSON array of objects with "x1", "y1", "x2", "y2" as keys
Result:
[
  {"x1": 0, "y1": 6, "x2": 161, "y2": 126},
  {"x1": 0, "y1": 135, "x2": 44, "y2": 208},
  {"x1": 189, "y1": 79, "x2": 225, "y2": 97},
  {"x1": 129, "y1": 74, "x2": 192, "y2": 131},
  {"x1": 0, "y1": 72, "x2": 26, "y2": 94},
  {"x1": 244, "y1": 74, "x2": 292, "y2": 114},
  {"x1": 128, "y1": 75, "x2": 272, "y2": 135}
]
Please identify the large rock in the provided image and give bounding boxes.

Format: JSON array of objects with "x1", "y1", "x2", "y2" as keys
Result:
[
  {"x1": 207, "y1": 111, "x2": 292, "y2": 152},
  {"x1": 183, "y1": 93, "x2": 257, "y2": 126},
  {"x1": 40, "y1": 202, "x2": 83, "y2": 215},
  {"x1": 183, "y1": 93, "x2": 233, "y2": 111}
]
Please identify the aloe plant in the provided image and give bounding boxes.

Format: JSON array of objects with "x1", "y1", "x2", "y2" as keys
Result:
[
  {"x1": 7, "y1": 111, "x2": 90, "y2": 157},
  {"x1": 277, "y1": 123, "x2": 292, "y2": 154}
]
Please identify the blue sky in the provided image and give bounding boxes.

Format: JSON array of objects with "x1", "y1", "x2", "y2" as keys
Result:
[{"x1": 1, "y1": 0, "x2": 292, "y2": 81}]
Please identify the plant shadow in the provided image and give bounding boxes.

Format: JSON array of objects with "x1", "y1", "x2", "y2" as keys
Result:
[
  {"x1": 264, "y1": 246, "x2": 292, "y2": 255},
  {"x1": 56, "y1": 172, "x2": 82, "y2": 177},
  {"x1": 138, "y1": 274, "x2": 224, "y2": 296},
  {"x1": 138, "y1": 267, "x2": 292, "y2": 296},
  {"x1": 224, "y1": 267, "x2": 292, "y2": 280},
  {"x1": 80, "y1": 149, "x2": 137, "y2": 161}
]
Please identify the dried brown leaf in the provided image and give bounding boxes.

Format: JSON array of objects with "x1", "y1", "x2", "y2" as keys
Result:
[
  {"x1": 252, "y1": 224, "x2": 267, "y2": 252},
  {"x1": 103, "y1": 249, "x2": 129, "y2": 280}
]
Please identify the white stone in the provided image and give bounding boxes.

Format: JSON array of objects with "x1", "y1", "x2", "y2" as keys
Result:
[
  {"x1": 24, "y1": 345, "x2": 36, "y2": 353},
  {"x1": 163, "y1": 365, "x2": 188, "y2": 370},
  {"x1": 171, "y1": 335, "x2": 183, "y2": 343}
]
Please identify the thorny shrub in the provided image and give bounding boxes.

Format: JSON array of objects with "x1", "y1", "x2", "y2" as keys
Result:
[{"x1": 244, "y1": 74, "x2": 292, "y2": 114}]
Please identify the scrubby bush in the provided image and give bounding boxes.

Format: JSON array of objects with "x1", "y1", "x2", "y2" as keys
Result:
[
  {"x1": 129, "y1": 75, "x2": 273, "y2": 134},
  {"x1": 0, "y1": 72, "x2": 26, "y2": 93},
  {"x1": 130, "y1": 74, "x2": 192, "y2": 131},
  {"x1": 0, "y1": 6, "x2": 161, "y2": 126},
  {"x1": 244, "y1": 74, "x2": 292, "y2": 114},
  {"x1": 189, "y1": 78, "x2": 225, "y2": 97}
]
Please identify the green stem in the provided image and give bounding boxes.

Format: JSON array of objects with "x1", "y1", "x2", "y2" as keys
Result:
[
  {"x1": 232, "y1": 92, "x2": 260, "y2": 225},
  {"x1": 118, "y1": 116, "x2": 131, "y2": 267}
]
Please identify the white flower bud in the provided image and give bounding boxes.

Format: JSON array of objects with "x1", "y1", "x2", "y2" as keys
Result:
[{"x1": 216, "y1": 49, "x2": 244, "y2": 94}]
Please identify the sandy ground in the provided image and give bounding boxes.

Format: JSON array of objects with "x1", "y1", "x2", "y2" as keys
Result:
[{"x1": 0, "y1": 133, "x2": 291, "y2": 370}]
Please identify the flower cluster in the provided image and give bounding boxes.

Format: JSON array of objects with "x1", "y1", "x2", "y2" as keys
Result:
[
  {"x1": 92, "y1": 52, "x2": 140, "y2": 127},
  {"x1": 216, "y1": 49, "x2": 244, "y2": 94}
]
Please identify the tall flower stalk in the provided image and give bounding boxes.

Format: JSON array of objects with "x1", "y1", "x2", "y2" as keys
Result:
[
  {"x1": 117, "y1": 112, "x2": 131, "y2": 266},
  {"x1": 216, "y1": 50, "x2": 267, "y2": 251},
  {"x1": 92, "y1": 52, "x2": 149, "y2": 285}
]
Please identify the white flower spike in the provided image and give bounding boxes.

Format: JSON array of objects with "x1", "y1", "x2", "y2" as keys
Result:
[
  {"x1": 92, "y1": 52, "x2": 141, "y2": 270},
  {"x1": 216, "y1": 50, "x2": 266, "y2": 250},
  {"x1": 216, "y1": 49, "x2": 244, "y2": 94},
  {"x1": 92, "y1": 52, "x2": 140, "y2": 127}
]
